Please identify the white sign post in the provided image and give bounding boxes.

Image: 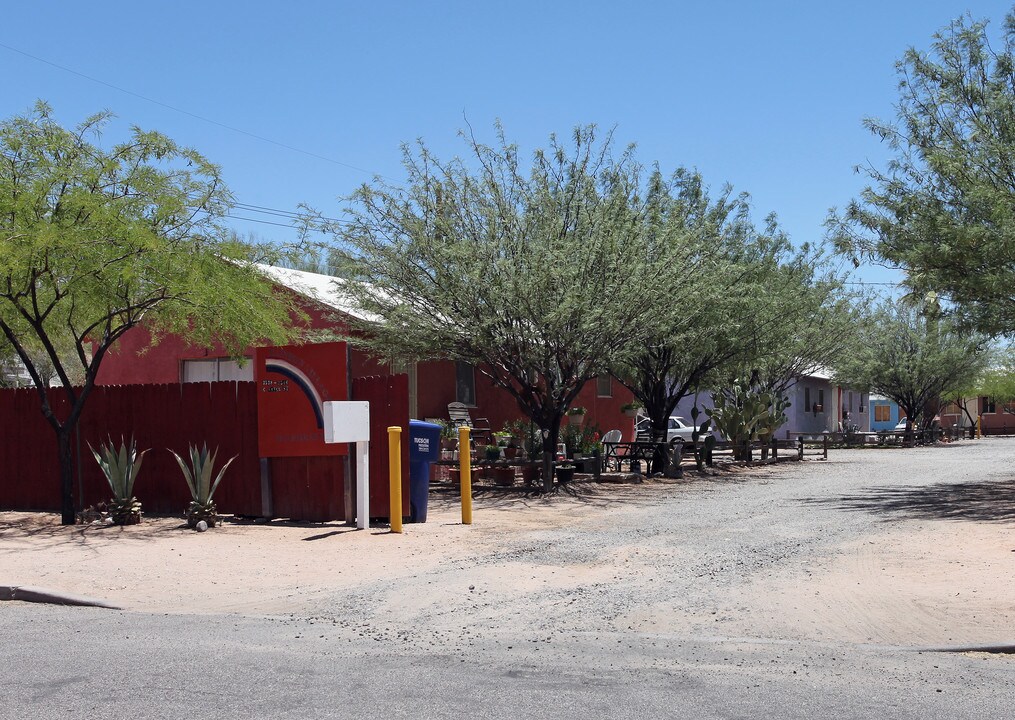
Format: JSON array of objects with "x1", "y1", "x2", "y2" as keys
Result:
[{"x1": 323, "y1": 401, "x2": 371, "y2": 530}]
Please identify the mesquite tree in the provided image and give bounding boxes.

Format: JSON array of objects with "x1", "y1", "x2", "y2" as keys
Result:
[
  {"x1": 324, "y1": 125, "x2": 670, "y2": 490},
  {"x1": 831, "y1": 10, "x2": 1015, "y2": 335},
  {"x1": 0, "y1": 103, "x2": 298, "y2": 524},
  {"x1": 833, "y1": 303, "x2": 987, "y2": 438}
]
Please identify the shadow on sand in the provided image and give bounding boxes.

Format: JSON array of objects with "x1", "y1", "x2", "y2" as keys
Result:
[{"x1": 802, "y1": 478, "x2": 1015, "y2": 523}]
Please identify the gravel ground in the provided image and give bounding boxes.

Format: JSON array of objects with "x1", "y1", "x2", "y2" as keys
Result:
[
  {"x1": 282, "y1": 437, "x2": 1015, "y2": 654},
  {"x1": 4, "y1": 437, "x2": 1014, "y2": 651},
  {"x1": 4, "y1": 438, "x2": 1015, "y2": 718}
]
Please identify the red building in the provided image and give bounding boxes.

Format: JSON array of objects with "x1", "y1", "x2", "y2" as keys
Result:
[{"x1": 96, "y1": 264, "x2": 636, "y2": 441}]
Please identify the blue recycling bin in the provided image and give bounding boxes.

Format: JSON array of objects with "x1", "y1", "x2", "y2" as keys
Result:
[{"x1": 408, "y1": 419, "x2": 442, "y2": 522}]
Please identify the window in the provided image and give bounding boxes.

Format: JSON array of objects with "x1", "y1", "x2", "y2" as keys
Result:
[
  {"x1": 983, "y1": 396, "x2": 997, "y2": 414},
  {"x1": 874, "y1": 405, "x2": 891, "y2": 423},
  {"x1": 181, "y1": 357, "x2": 253, "y2": 383},
  {"x1": 859, "y1": 394, "x2": 865, "y2": 413},
  {"x1": 818, "y1": 388, "x2": 825, "y2": 409},
  {"x1": 455, "y1": 361, "x2": 476, "y2": 406},
  {"x1": 804, "y1": 387, "x2": 811, "y2": 412},
  {"x1": 596, "y1": 374, "x2": 612, "y2": 397}
]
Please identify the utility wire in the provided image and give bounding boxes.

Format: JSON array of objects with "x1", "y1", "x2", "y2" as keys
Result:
[{"x1": 0, "y1": 41, "x2": 381, "y2": 177}]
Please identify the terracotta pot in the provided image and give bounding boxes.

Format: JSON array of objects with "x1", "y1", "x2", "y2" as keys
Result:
[
  {"x1": 568, "y1": 414, "x2": 585, "y2": 426},
  {"x1": 491, "y1": 467, "x2": 515, "y2": 486},
  {"x1": 521, "y1": 464, "x2": 541, "y2": 485},
  {"x1": 503, "y1": 447, "x2": 518, "y2": 460}
]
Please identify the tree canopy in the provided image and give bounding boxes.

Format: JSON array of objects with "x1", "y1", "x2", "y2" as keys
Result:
[
  {"x1": 326, "y1": 125, "x2": 685, "y2": 488},
  {"x1": 830, "y1": 10, "x2": 1015, "y2": 335},
  {"x1": 0, "y1": 103, "x2": 299, "y2": 523},
  {"x1": 832, "y1": 303, "x2": 987, "y2": 430},
  {"x1": 607, "y1": 163, "x2": 857, "y2": 470}
]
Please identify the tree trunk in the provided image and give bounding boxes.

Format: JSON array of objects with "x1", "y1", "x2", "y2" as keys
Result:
[
  {"x1": 647, "y1": 410, "x2": 669, "y2": 474},
  {"x1": 57, "y1": 427, "x2": 76, "y2": 525},
  {"x1": 540, "y1": 423, "x2": 562, "y2": 492}
]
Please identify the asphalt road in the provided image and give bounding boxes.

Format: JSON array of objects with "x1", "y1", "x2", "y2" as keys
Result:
[
  {"x1": 0, "y1": 603, "x2": 1011, "y2": 719},
  {"x1": 3, "y1": 440, "x2": 1014, "y2": 718}
]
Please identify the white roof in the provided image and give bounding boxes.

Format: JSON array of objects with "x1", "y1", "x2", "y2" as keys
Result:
[
  {"x1": 801, "y1": 366, "x2": 832, "y2": 380},
  {"x1": 255, "y1": 264, "x2": 377, "y2": 322}
]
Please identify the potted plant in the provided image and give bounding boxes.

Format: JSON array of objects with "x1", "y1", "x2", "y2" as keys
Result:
[
  {"x1": 555, "y1": 463, "x2": 576, "y2": 483},
  {"x1": 503, "y1": 439, "x2": 519, "y2": 460},
  {"x1": 90, "y1": 437, "x2": 147, "y2": 525},
  {"x1": 438, "y1": 420, "x2": 458, "y2": 450},
  {"x1": 567, "y1": 406, "x2": 587, "y2": 426},
  {"x1": 621, "y1": 401, "x2": 641, "y2": 418},
  {"x1": 492, "y1": 430, "x2": 512, "y2": 447},
  {"x1": 484, "y1": 444, "x2": 502, "y2": 461},
  {"x1": 169, "y1": 443, "x2": 236, "y2": 529},
  {"x1": 491, "y1": 466, "x2": 515, "y2": 486}
]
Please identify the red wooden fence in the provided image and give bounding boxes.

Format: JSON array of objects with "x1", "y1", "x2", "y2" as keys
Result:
[
  {"x1": 0, "y1": 382, "x2": 261, "y2": 516},
  {"x1": 353, "y1": 373, "x2": 410, "y2": 519},
  {"x1": 0, "y1": 375, "x2": 411, "y2": 523}
]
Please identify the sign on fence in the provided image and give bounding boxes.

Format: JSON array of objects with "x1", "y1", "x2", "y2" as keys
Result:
[{"x1": 255, "y1": 342, "x2": 348, "y2": 457}]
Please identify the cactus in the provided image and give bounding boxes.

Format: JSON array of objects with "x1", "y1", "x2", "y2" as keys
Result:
[
  {"x1": 710, "y1": 379, "x2": 790, "y2": 461},
  {"x1": 689, "y1": 405, "x2": 715, "y2": 470},
  {"x1": 169, "y1": 444, "x2": 236, "y2": 529},
  {"x1": 89, "y1": 437, "x2": 147, "y2": 525}
]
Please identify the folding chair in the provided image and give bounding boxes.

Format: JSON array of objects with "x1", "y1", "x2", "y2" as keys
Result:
[{"x1": 447, "y1": 402, "x2": 491, "y2": 444}]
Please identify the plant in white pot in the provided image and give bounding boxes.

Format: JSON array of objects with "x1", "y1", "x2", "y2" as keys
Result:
[
  {"x1": 567, "y1": 406, "x2": 587, "y2": 426},
  {"x1": 620, "y1": 401, "x2": 641, "y2": 418}
]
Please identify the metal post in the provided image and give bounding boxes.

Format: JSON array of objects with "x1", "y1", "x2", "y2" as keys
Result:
[
  {"x1": 459, "y1": 426, "x2": 472, "y2": 525},
  {"x1": 798, "y1": 436, "x2": 804, "y2": 460},
  {"x1": 387, "y1": 426, "x2": 403, "y2": 534},
  {"x1": 356, "y1": 440, "x2": 369, "y2": 530},
  {"x1": 823, "y1": 434, "x2": 829, "y2": 460},
  {"x1": 771, "y1": 436, "x2": 778, "y2": 461}
]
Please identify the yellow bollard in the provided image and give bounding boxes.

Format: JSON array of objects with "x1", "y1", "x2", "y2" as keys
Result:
[
  {"x1": 387, "y1": 426, "x2": 403, "y2": 533},
  {"x1": 976, "y1": 416, "x2": 982, "y2": 439},
  {"x1": 459, "y1": 426, "x2": 473, "y2": 525}
]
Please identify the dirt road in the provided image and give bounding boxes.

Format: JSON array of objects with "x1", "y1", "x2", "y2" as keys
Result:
[{"x1": 3, "y1": 438, "x2": 1014, "y2": 648}]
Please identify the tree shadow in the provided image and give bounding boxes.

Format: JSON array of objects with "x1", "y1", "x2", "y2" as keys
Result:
[{"x1": 802, "y1": 478, "x2": 1015, "y2": 523}]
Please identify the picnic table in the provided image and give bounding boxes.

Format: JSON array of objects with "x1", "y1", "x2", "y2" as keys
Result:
[{"x1": 602, "y1": 440, "x2": 667, "y2": 471}]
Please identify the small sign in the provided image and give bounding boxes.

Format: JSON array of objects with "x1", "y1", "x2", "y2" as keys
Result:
[
  {"x1": 413, "y1": 435, "x2": 430, "y2": 454},
  {"x1": 323, "y1": 401, "x2": 370, "y2": 443},
  {"x1": 255, "y1": 342, "x2": 348, "y2": 457}
]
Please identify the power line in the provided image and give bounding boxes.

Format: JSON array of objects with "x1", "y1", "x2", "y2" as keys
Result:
[
  {"x1": 233, "y1": 201, "x2": 352, "y2": 226},
  {"x1": 0, "y1": 41, "x2": 382, "y2": 177},
  {"x1": 843, "y1": 281, "x2": 901, "y2": 286}
]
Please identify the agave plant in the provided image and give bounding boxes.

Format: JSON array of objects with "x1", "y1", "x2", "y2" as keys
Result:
[
  {"x1": 89, "y1": 437, "x2": 148, "y2": 525},
  {"x1": 169, "y1": 444, "x2": 236, "y2": 528}
]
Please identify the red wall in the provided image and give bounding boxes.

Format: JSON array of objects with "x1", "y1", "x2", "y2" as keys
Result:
[
  {"x1": 96, "y1": 297, "x2": 351, "y2": 386},
  {"x1": 414, "y1": 360, "x2": 636, "y2": 440},
  {"x1": 96, "y1": 295, "x2": 636, "y2": 444}
]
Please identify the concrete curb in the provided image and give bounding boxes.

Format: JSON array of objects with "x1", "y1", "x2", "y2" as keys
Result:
[
  {"x1": 0, "y1": 585, "x2": 121, "y2": 610},
  {"x1": 919, "y1": 642, "x2": 1015, "y2": 654}
]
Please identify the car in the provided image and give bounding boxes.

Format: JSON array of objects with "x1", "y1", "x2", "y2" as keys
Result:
[
  {"x1": 894, "y1": 418, "x2": 912, "y2": 431},
  {"x1": 635, "y1": 415, "x2": 703, "y2": 446}
]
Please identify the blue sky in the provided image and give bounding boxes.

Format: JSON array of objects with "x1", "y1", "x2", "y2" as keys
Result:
[{"x1": 3, "y1": 1, "x2": 1013, "y2": 291}]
